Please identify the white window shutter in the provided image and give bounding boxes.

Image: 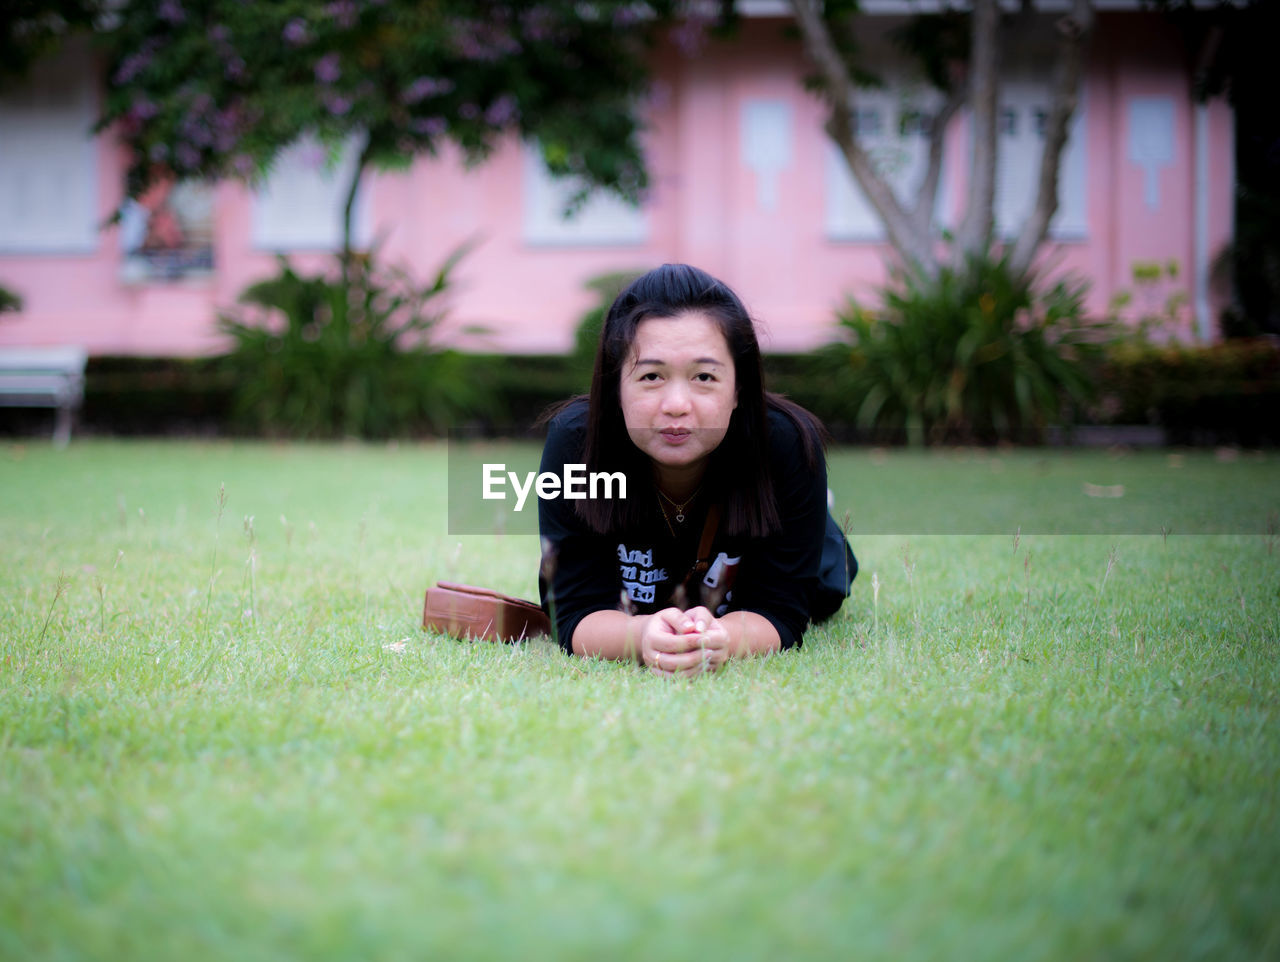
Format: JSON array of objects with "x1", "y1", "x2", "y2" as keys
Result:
[
  {"x1": 251, "y1": 135, "x2": 371, "y2": 251},
  {"x1": 521, "y1": 146, "x2": 647, "y2": 247},
  {"x1": 0, "y1": 41, "x2": 98, "y2": 254},
  {"x1": 995, "y1": 74, "x2": 1088, "y2": 240}
]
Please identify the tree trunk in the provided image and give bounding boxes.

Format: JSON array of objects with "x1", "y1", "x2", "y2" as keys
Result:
[
  {"x1": 1008, "y1": 0, "x2": 1096, "y2": 278},
  {"x1": 791, "y1": 0, "x2": 1095, "y2": 284},
  {"x1": 954, "y1": 0, "x2": 1000, "y2": 264},
  {"x1": 341, "y1": 135, "x2": 373, "y2": 287}
]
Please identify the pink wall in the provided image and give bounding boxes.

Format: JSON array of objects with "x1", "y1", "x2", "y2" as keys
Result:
[{"x1": 0, "y1": 13, "x2": 1236, "y2": 357}]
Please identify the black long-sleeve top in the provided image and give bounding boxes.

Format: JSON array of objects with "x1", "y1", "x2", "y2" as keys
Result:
[{"x1": 536, "y1": 401, "x2": 829, "y2": 653}]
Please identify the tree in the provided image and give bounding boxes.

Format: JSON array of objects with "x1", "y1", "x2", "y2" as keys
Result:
[
  {"x1": 0, "y1": 1, "x2": 103, "y2": 89},
  {"x1": 92, "y1": 1, "x2": 692, "y2": 438},
  {"x1": 1162, "y1": 0, "x2": 1279, "y2": 337},
  {"x1": 98, "y1": 0, "x2": 679, "y2": 263},
  {"x1": 788, "y1": 0, "x2": 1095, "y2": 282}
]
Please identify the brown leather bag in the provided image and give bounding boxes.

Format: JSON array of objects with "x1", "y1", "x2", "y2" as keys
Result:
[{"x1": 422, "y1": 581, "x2": 551, "y2": 643}]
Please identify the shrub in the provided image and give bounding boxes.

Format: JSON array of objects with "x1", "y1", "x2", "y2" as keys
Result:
[
  {"x1": 1092, "y1": 336, "x2": 1280, "y2": 445},
  {"x1": 569, "y1": 270, "x2": 645, "y2": 392},
  {"x1": 218, "y1": 248, "x2": 489, "y2": 438},
  {"x1": 83, "y1": 356, "x2": 233, "y2": 435},
  {"x1": 829, "y1": 253, "x2": 1109, "y2": 445}
]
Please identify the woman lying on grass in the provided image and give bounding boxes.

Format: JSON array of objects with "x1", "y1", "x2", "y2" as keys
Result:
[{"x1": 538, "y1": 264, "x2": 856, "y2": 676}]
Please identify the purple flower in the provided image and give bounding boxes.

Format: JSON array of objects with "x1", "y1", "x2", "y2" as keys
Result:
[
  {"x1": 129, "y1": 98, "x2": 159, "y2": 121},
  {"x1": 670, "y1": 19, "x2": 708, "y2": 57},
  {"x1": 410, "y1": 116, "x2": 447, "y2": 138},
  {"x1": 212, "y1": 110, "x2": 242, "y2": 153},
  {"x1": 209, "y1": 25, "x2": 231, "y2": 45},
  {"x1": 325, "y1": 1, "x2": 358, "y2": 28},
  {"x1": 232, "y1": 154, "x2": 255, "y2": 178},
  {"x1": 323, "y1": 92, "x2": 353, "y2": 116},
  {"x1": 158, "y1": 0, "x2": 186, "y2": 24},
  {"x1": 297, "y1": 143, "x2": 326, "y2": 170},
  {"x1": 521, "y1": 7, "x2": 557, "y2": 42},
  {"x1": 283, "y1": 18, "x2": 309, "y2": 46},
  {"x1": 216, "y1": 103, "x2": 242, "y2": 128},
  {"x1": 175, "y1": 142, "x2": 200, "y2": 170},
  {"x1": 450, "y1": 19, "x2": 521, "y2": 62},
  {"x1": 314, "y1": 53, "x2": 341, "y2": 84},
  {"x1": 225, "y1": 57, "x2": 247, "y2": 81},
  {"x1": 186, "y1": 122, "x2": 214, "y2": 149},
  {"x1": 402, "y1": 76, "x2": 454, "y2": 105},
  {"x1": 485, "y1": 95, "x2": 518, "y2": 128},
  {"x1": 113, "y1": 48, "x2": 154, "y2": 85},
  {"x1": 647, "y1": 80, "x2": 673, "y2": 113},
  {"x1": 214, "y1": 129, "x2": 239, "y2": 153},
  {"x1": 458, "y1": 102, "x2": 479, "y2": 120},
  {"x1": 149, "y1": 143, "x2": 169, "y2": 163}
]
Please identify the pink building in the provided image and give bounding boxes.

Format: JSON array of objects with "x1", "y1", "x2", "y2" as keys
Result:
[{"x1": 0, "y1": 4, "x2": 1235, "y2": 358}]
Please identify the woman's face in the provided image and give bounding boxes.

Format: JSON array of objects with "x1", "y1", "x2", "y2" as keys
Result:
[{"x1": 619, "y1": 311, "x2": 738, "y2": 477}]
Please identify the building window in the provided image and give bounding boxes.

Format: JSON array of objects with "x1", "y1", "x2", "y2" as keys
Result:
[
  {"x1": 119, "y1": 177, "x2": 214, "y2": 282},
  {"x1": 0, "y1": 41, "x2": 97, "y2": 254},
  {"x1": 741, "y1": 99, "x2": 794, "y2": 212},
  {"x1": 853, "y1": 107, "x2": 883, "y2": 137},
  {"x1": 995, "y1": 77, "x2": 1088, "y2": 240},
  {"x1": 900, "y1": 109, "x2": 933, "y2": 138},
  {"x1": 825, "y1": 61, "x2": 1087, "y2": 244},
  {"x1": 521, "y1": 146, "x2": 647, "y2": 247},
  {"x1": 251, "y1": 135, "x2": 371, "y2": 252},
  {"x1": 824, "y1": 85, "x2": 948, "y2": 241}
]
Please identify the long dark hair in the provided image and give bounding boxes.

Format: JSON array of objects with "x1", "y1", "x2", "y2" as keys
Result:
[{"x1": 560, "y1": 263, "x2": 824, "y2": 537}]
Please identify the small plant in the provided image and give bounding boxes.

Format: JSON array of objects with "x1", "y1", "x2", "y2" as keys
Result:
[
  {"x1": 203, "y1": 482, "x2": 227, "y2": 646},
  {"x1": 1106, "y1": 259, "x2": 1191, "y2": 345},
  {"x1": 219, "y1": 246, "x2": 487, "y2": 438},
  {"x1": 831, "y1": 252, "x2": 1109, "y2": 445},
  {"x1": 0, "y1": 284, "x2": 22, "y2": 314},
  {"x1": 36, "y1": 571, "x2": 69, "y2": 649}
]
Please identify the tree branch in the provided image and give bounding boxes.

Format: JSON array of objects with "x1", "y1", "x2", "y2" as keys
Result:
[
  {"x1": 912, "y1": 85, "x2": 964, "y2": 236},
  {"x1": 789, "y1": 0, "x2": 935, "y2": 275},
  {"x1": 1008, "y1": 0, "x2": 1095, "y2": 278}
]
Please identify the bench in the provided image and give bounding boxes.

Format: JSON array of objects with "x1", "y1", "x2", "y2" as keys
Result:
[{"x1": 0, "y1": 346, "x2": 89, "y2": 447}]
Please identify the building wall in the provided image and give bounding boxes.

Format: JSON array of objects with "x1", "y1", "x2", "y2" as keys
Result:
[{"x1": 0, "y1": 13, "x2": 1235, "y2": 357}]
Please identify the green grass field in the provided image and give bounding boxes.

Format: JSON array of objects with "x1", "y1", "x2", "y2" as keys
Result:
[{"x1": 2, "y1": 440, "x2": 1277, "y2": 961}]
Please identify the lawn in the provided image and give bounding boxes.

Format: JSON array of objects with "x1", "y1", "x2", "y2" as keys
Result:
[{"x1": 1, "y1": 440, "x2": 1277, "y2": 961}]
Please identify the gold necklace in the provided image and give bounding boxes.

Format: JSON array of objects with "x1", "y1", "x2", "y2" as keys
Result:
[
  {"x1": 657, "y1": 496, "x2": 677, "y2": 539},
  {"x1": 656, "y1": 485, "x2": 699, "y2": 524}
]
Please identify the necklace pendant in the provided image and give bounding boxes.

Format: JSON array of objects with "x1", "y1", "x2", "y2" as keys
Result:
[{"x1": 675, "y1": 511, "x2": 685, "y2": 523}]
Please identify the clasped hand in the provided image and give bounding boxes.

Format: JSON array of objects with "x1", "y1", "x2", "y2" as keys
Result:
[{"x1": 641, "y1": 606, "x2": 729, "y2": 677}]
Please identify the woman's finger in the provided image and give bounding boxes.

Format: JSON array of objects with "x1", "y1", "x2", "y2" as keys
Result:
[
  {"x1": 697, "y1": 624, "x2": 731, "y2": 651},
  {"x1": 652, "y1": 649, "x2": 705, "y2": 672},
  {"x1": 676, "y1": 653, "x2": 724, "y2": 677},
  {"x1": 649, "y1": 633, "x2": 701, "y2": 654}
]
